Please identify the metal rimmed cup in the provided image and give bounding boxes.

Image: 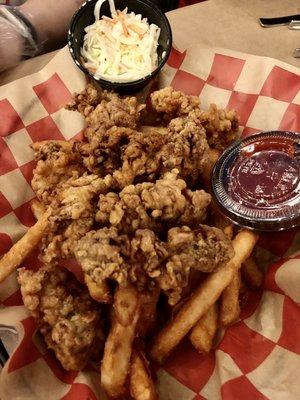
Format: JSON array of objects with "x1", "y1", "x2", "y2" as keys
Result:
[
  {"x1": 68, "y1": 0, "x2": 172, "y2": 94},
  {"x1": 212, "y1": 131, "x2": 300, "y2": 231}
]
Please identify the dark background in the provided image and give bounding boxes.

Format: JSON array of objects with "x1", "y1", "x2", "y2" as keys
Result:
[{"x1": 152, "y1": 0, "x2": 205, "y2": 13}]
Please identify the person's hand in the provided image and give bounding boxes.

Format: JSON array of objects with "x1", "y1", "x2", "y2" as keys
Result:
[
  {"x1": 20, "y1": 0, "x2": 86, "y2": 50},
  {"x1": 0, "y1": 10, "x2": 24, "y2": 72},
  {"x1": 0, "y1": 0, "x2": 86, "y2": 73}
]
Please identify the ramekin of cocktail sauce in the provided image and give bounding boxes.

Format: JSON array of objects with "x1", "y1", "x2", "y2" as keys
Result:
[{"x1": 212, "y1": 131, "x2": 300, "y2": 231}]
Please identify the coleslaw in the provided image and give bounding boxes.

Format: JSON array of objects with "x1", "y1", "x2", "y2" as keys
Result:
[{"x1": 81, "y1": 0, "x2": 161, "y2": 83}]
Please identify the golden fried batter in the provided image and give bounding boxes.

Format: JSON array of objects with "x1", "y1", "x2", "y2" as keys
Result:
[
  {"x1": 151, "y1": 86, "x2": 200, "y2": 116},
  {"x1": 66, "y1": 84, "x2": 145, "y2": 143},
  {"x1": 167, "y1": 225, "x2": 234, "y2": 271},
  {"x1": 41, "y1": 173, "x2": 113, "y2": 264},
  {"x1": 74, "y1": 227, "x2": 130, "y2": 286},
  {"x1": 18, "y1": 265, "x2": 102, "y2": 371},
  {"x1": 42, "y1": 217, "x2": 94, "y2": 264},
  {"x1": 151, "y1": 87, "x2": 239, "y2": 151},
  {"x1": 96, "y1": 169, "x2": 211, "y2": 233},
  {"x1": 55, "y1": 173, "x2": 109, "y2": 219},
  {"x1": 31, "y1": 141, "x2": 85, "y2": 206},
  {"x1": 189, "y1": 105, "x2": 239, "y2": 150},
  {"x1": 73, "y1": 127, "x2": 165, "y2": 186},
  {"x1": 77, "y1": 120, "x2": 209, "y2": 189},
  {"x1": 133, "y1": 225, "x2": 234, "y2": 305},
  {"x1": 74, "y1": 224, "x2": 233, "y2": 305},
  {"x1": 65, "y1": 83, "x2": 102, "y2": 116},
  {"x1": 65, "y1": 85, "x2": 238, "y2": 190},
  {"x1": 160, "y1": 118, "x2": 209, "y2": 185}
]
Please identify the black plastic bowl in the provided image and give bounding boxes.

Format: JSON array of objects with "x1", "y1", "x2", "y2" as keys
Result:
[{"x1": 68, "y1": 0, "x2": 172, "y2": 93}]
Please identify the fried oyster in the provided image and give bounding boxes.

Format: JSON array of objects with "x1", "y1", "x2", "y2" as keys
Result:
[
  {"x1": 74, "y1": 224, "x2": 233, "y2": 306},
  {"x1": 18, "y1": 264, "x2": 103, "y2": 370},
  {"x1": 96, "y1": 169, "x2": 211, "y2": 233},
  {"x1": 151, "y1": 86, "x2": 239, "y2": 151}
]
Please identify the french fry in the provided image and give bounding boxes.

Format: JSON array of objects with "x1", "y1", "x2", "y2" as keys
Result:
[
  {"x1": 30, "y1": 199, "x2": 46, "y2": 220},
  {"x1": 190, "y1": 302, "x2": 218, "y2": 354},
  {"x1": 101, "y1": 285, "x2": 140, "y2": 398},
  {"x1": 114, "y1": 285, "x2": 140, "y2": 326},
  {"x1": 150, "y1": 229, "x2": 258, "y2": 365},
  {"x1": 130, "y1": 350, "x2": 158, "y2": 400},
  {"x1": 220, "y1": 270, "x2": 241, "y2": 327},
  {"x1": 0, "y1": 209, "x2": 51, "y2": 283},
  {"x1": 84, "y1": 274, "x2": 112, "y2": 304},
  {"x1": 242, "y1": 255, "x2": 264, "y2": 289}
]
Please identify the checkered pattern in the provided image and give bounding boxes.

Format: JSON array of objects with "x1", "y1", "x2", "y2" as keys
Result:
[
  {"x1": 0, "y1": 45, "x2": 299, "y2": 399},
  {"x1": 162, "y1": 46, "x2": 300, "y2": 137}
]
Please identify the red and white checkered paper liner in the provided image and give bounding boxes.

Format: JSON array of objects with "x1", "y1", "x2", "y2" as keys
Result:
[{"x1": 0, "y1": 45, "x2": 300, "y2": 400}]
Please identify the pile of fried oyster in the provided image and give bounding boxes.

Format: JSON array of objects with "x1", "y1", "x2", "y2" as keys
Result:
[{"x1": 18, "y1": 85, "x2": 239, "y2": 371}]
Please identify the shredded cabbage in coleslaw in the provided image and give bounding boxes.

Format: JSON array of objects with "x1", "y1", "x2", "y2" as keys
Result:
[{"x1": 81, "y1": 0, "x2": 161, "y2": 83}]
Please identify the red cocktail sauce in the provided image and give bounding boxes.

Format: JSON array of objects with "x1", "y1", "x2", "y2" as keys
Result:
[
  {"x1": 226, "y1": 138, "x2": 299, "y2": 211},
  {"x1": 212, "y1": 131, "x2": 300, "y2": 231}
]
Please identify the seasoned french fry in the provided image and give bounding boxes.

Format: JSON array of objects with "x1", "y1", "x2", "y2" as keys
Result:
[
  {"x1": 31, "y1": 140, "x2": 72, "y2": 152},
  {"x1": 190, "y1": 302, "x2": 218, "y2": 354},
  {"x1": 130, "y1": 350, "x2": 158, "y2": 400},
  {"x1": 220, "y1": 270, "x2": 241, "y2": 327},
  {"x1": 114, "y1": 285, "x2": 139, "y2": 326},
  {"x1": 84, "y1": 274, "x2": 112, "y2": 304},
  {"x1": 30, "y1": 199, "x2": 46, "y2": 220},
  {"x1": 150, "y1": 229, "x2": 258, "y2": 365},
  {"x1": 242, "y1": 255, "x2": 264, "y2": 289},
  {"x1": 150, "y1": 265, "x2": 233, "y2": 365},
  {"x1": 0, "y1": 209, "x2": 51, "y2": 283},
  {"x1": 101, "y1": 285, "x2": 140, "y2": 398}
]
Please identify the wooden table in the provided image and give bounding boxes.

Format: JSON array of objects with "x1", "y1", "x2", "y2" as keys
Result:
[{"x1": 1, "y1": 0, "x2": 299, "y2": 86}]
